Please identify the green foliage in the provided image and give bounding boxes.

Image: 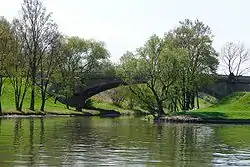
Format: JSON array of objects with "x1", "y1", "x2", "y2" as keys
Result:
[
  {"x1": 0, "y1": 16, "x2": 13, "y2": 66},
  {"x1": 0, "y1": 1, "x2": 228, "y2": 116},
  {"x1": 0, "y1": 78, "x2": 70, "y2": 113},
  {"x1": 54, "y1": 36, "x2": 111, "y2": 109},
  {"x1": 0, "y1": 0, "x2": 116, "y2": 112},
  {"x1": 166, "y1": 19, "x2": 219, "y2": 110},
  {"x1": 61, "y1": 36, "x2": 110, "y2": 75},
  {"x1": 108, "y1": 87, "x2": 127, "y2": 107},
  {"x1": 84, "y1": 99, "x2": 94, "y2": 108},
  {"x1": 0, "y1": 17, "x2": 13, "y2": 113},
  {"x1": 119, "y1": 35, "x2": 186, "y2": 117},
  {"x1": 117, "y1": 19, "x2": 220, "y2": 117}
]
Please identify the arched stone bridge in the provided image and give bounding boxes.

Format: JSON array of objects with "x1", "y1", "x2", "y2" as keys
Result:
[{"x1": 55, "y1": 75, "x2": 250, "y2": 109}]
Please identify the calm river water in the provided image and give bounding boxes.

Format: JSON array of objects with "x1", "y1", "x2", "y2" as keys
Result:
[{"x1": 0, "y1": 117, "x2": 250, "y2": 166}]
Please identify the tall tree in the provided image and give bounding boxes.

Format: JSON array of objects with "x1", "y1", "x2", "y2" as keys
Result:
[
  {"x1": 0, "y1": 17, "x2": 12, "y2": 113},
  {"x1": 55, "y1": 37, "x2": 110, "y2": 110},
  {"x1": 220, "y1": 42, "x2": 250, "y2": 76},
  {"x1": 39, "y1": 33, "x2": 62, "y2": 112},
  {"x1": 119, "y1": 35, "x2": 185, "y2": 117},
  {"x1": 5, "y1": 19, "x2": 30, "y2": 111},
  {"x1": 17, "y1": 0, "x2": 57, "y2": 111},
  {"x1": 166, "y1": 19, "x2": 219, "y2": 110}
]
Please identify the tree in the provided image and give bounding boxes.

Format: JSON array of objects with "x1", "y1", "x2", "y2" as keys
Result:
[
  {"x1": 119, "y1": 35, "x2": 185, "y2": 118},
  {"x1": 165, "y1": 19, "x2": 219, "y2": 110},
  {"x1": 108, "y1": 87, "x2": 127, "y2": 107},
  {"x1": 5, "y1": 19, "x2": 31, "y2": 111},
  {"x1": 56, "y1": 37, "x2": 110, "y2": 110},
  {"x1": 220, "y1": 42, "x2": 250, "y2": 76},
  {"x1": 17, "y1": 0, "x2": 57, "y2": 111},
  {"x1": 0, "y1": 17, "x2": 12, "y2": 113},
  {"x1": 76, "y1": 39, "x2": 111, "y2": 79},
  {"x1": 39, "y1": 33, "x2": 62, "y2": 111}
]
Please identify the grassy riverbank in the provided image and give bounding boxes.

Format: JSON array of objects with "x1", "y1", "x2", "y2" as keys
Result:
[
  {"x1": 0, "y1": 81, "x2": 138, "y2": 116},
  {"x1": 89, "y1": 100, "x2": 147, "y2": 116},
  {"x1": 173, "y1": 92, "x2": 250, "y2": 119},
  {"x1": 0, "y1": 97, "x2": 137, "y2": 116},
  {"x1": 2, "y1": 78, "x2": 250, "y2": 120},
  {"x1": 0, "y1": 98, "x2": 137, "y2": 116}
]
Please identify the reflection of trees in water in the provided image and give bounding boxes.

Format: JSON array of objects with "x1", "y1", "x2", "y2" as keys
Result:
[
  {"x1": 13, "y1": 118, "x2": 22, "y2": 150},
  {"x1": 58, "y1": 118, "x2": 215, "y2": 166},
  {"x1": 2, "y1": 118, "x2": 250, "y2": 166},
  {"x1": 29, "y1": 118, "x2": 34, "y2": 166},
  {"x1": 0, "y1": 118, "x2": 1, "y2": 135},
  {"x1": 39, "y1": 118, "x2": 44, "y2": 145},
  {"x1": 149, "y1": 124, "x2": 215, "y2": 166},
  {"x1": 3, "y1": 117, "x2": 245, "y2": 166},
  {"x1": 11, "y1": 118, "x2": 43, "y2": 166},
  {"x1": 0, "y1": 117, "x2": 74, "y2": 166}
]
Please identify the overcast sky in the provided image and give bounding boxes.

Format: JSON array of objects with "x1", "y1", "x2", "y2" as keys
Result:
[{"x1": 1, "y1": 0, "x2": 250, "y2": 63}]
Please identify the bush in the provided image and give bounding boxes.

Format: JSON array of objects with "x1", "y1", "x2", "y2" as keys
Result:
[{"x1": 85, "y1": 99, "x2": 94, "y2": 108}]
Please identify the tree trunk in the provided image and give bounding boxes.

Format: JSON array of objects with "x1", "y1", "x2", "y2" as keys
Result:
[
  {"x1": 174, "y1": 100, "x2": 178, "y2": 112},
  {"x1": 40, "y1": 82, "x2": 48, "y2": 112},
  {"x1": 15, "y1": 98, "x2": 19, "y2": 111},
  {"x1": 65, "y1": 94, "x2": 70, "y2": 109},
  {"x1": 157, "y1": 100, "x2": 165, "y2": 117},
  {"x1": 30, "y1": 68, "x2": 36, "y2": 111},
  {"x1": 196, "y1": 91, "x2": 199, "y2": 109},
  {"x1": 40, "y1": 92, "x2": 46, "y2": 112},
  {"x1": 150, "y1": 86, "x2": 165, "y2": 117},
  {"x1": 190, "y1": 91, "x2": 195, "y2": 109},
  {"x1": 0, "y1": 76, "x2": 3, "y2": 114},
  {"x1": 169, "y1": 103, "x2": 172, "y2": 112},
  {"x1": 19, "y1": 80, "x2": 29, "y2": 113},
  {"x1": 30, "y1": 87, "x2": 35, "y2": 111},
  {"x1": 171, "y1": 98, "x2": 178, "y2": 112},
  {"x1": 185, "y1": 91, "x2": 191, "y2": 111},
  {"x1": 0, "y1": 100, "x2": 2, "y2": 114},
  {"x1": 128, "y1": 98, "x2": 133, "y2": 109},
  {"x1": 17, "y1": 105, "x2": 21, "y2": 112},
  {"x1": 15, "y1": 90, "x2": 20, "y2": 111},
  {"x1": 181, "y1": 76, "x2": 186, "y2": 110}
]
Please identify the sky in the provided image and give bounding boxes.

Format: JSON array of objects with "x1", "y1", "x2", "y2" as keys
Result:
[{"x1": 1, "y1": 0, "x2": 250, "y2": 64}]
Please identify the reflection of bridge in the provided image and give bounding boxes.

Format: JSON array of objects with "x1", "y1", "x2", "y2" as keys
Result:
[{"x1": 55, "y1": 75, "x2": 250, "y2": 109}]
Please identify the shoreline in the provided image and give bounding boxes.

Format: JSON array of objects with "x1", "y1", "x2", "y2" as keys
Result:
[
  {"x1": 0, "y1": 112, "x2": 88, "y2": 118},
  {"x1": 156, "y1": 115, "x2": 250, "y2": 124},
  {"x1": 0, "y1": 113, "x2": 122, "y2": 118},
  {"x1": 2, "y1": 112, "x2": 250, "y2": 124},
  {"x1": 0, "y1": 108, "x2": 130, "y2": 118}
]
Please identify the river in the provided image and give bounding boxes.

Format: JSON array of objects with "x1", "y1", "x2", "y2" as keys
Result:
[{"x1": 0, "y1": 117, "x2": 250, "y2": 166}]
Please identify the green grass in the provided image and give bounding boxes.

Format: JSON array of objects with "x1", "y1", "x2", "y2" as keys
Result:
[
  {"x1": 7, "y1": 77, "x2": 249, "y2": 119},
  {"x1": 197, "y1": 97, "x2": 215, "y2": 108},
  {"x1": 175, "y1": 92, "x2": 250, "y2": 119},
  {"x1": 90, "y1": 100, "x2": 137, "y2": 115},
  {"x1": 0, "y1": 79, "x2": 83, "y2": 115},
  {"x1": 0, "y1": 79, "x2": 140, "y2": 116}
]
